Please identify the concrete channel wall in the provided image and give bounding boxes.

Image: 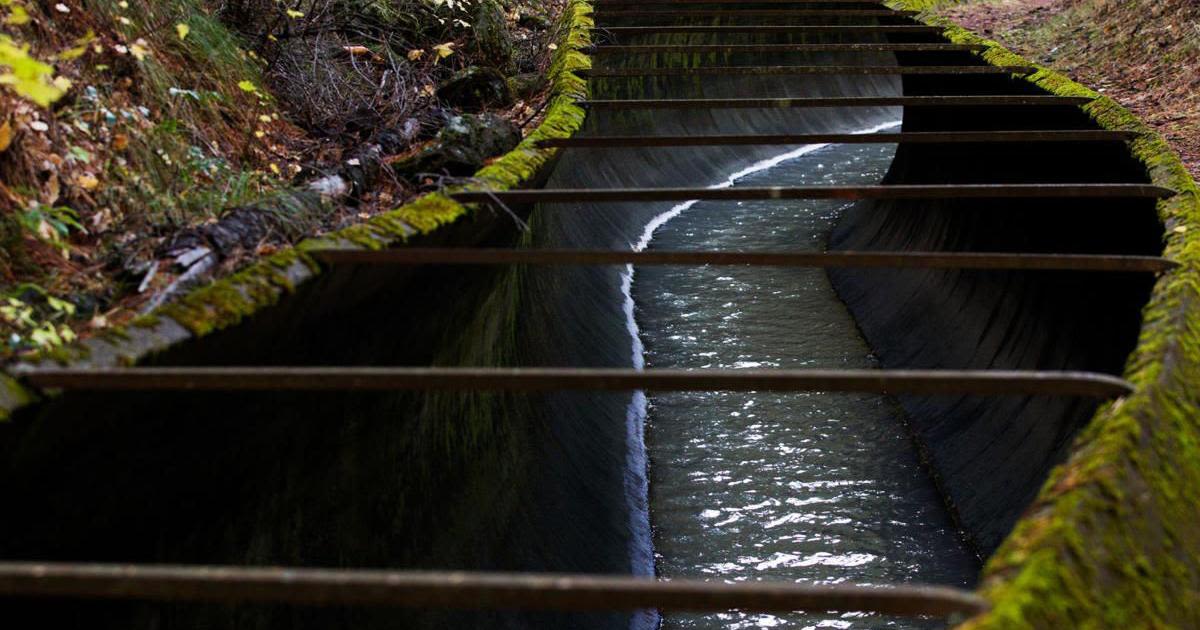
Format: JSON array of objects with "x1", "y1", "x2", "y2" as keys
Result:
[
  {"x1": 881, "y1": 2, "x2": 1200, "y2": 628},
  {"x1": 0, "y1": 1, "x2": 1198, "y2": 628}
]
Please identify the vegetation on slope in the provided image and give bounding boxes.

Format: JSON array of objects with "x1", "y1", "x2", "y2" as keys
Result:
[
  {"x1": 0, "y1": 0, "x2": 563, "y2": 358},
  {"x1": 937, "y1": 0, "x2": 1200, "y2": 178}
]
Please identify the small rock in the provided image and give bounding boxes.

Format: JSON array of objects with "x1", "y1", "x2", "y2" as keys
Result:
[
  {"x1": 518, "y1": 13, "x2": 552, "y2": 30},
  {"x1": 392, "y1": 112, "x2": 521, "y2": 178},
  {"x1": 308, "y1": 174, "x2": 350, "y2": 198},
  {"x1": 508, "y1": 73, "x2": 547, "y2": 101},
  {"x1": 437, "y1": 66, "x2": 513, "y2": 111}
]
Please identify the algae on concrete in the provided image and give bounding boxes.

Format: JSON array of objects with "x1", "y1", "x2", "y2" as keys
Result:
[{"x1": 888, "y1": 1, "x2": 1200, "y2": 627}]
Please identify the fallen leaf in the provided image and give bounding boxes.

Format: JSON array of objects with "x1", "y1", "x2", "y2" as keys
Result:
[
  {"x1": 176, "y1": 23, "x2": 190, "y2": 40},
  {"x1": 76, "y1": 174, "x2": 100, "y2": 190},
  {"x1": 129, "y1": 40, "x2": 150, "y2": 61},
  {"x1": 0, "y1": 120, "x2": 11, "y2": 153},
  {"x1": 343, "y1": 45, "x2": 371, "y2": 56},
  {"x1": 407, "y1": 49, "x2": 425, "y2": 61}
]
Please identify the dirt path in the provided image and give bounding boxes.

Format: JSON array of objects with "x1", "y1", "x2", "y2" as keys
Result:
[{"x1": 938, "y1": 0, "x2": 1200, "y2": 181}]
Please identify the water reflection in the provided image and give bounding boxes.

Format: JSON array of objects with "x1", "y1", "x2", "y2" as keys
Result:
[{"x1": 632, "y1": 142, "x2": 979, "y2": 629}]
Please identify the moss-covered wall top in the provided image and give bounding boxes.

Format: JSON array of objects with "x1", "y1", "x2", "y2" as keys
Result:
[
  {"x1": 885, "y1": 1, "x2": 1200, "y2": 627},
  {"x1": 0, "y1": 0, "x2": 594, "y2": 418}
]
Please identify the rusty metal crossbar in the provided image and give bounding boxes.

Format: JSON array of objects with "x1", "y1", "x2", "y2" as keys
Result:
[
  {"x1": 594, "y1": 0, "x2": 893, "y2": 4},
  {"x1": 579, "y1": 96, "x2": 1094, "y2": 109},
  {"x1": 18, "y1": 367, "x2": 1133, "y2": 398},
  {"x1": 591, "y1": 9, "x2": 918, "y2": 16},
  {"x1": 593, "y1": 0, "x2": 892, "y2": 4},
  {"x1": 592, "y1": 25, "x2": 944, "y2": 34},
  {"x1": 0, "y1": 562, "x2": 987, "y2": 616},
  {"x1": 536, "y1": 130, "x2": 1137, "y2": 148},
  {"x1": 448, "y1": 184, "x2": 1173, "y2": 204},
  {"x1": 587, "y1": 43, "x2": 987, "y2": 53},
  {"x1": 310, "y1": 248, "x2": 1176, "y2": 273},
  {"x1": 579, "y1": 65, "x2": 1035, "y2": 77}
]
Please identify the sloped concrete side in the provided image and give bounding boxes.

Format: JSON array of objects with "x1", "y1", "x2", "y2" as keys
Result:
[{"x1": 886, "y1": 2, "x2": 1200, "y2": 627}]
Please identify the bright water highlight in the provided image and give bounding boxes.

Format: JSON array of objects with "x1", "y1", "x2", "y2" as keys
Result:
[{"x1": 629, "y1": 137, "x2": 980, "y2": 629}]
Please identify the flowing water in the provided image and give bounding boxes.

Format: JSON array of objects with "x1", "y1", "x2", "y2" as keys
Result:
[{"x1": 629, "y1": 139, "x2": 980, "y2": 630}]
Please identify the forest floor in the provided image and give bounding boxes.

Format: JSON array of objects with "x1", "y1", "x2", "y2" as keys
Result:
[
  {"x1": 0, "y1": 0, "x2": 565, "y2": 358},
  {"x1": 936, "y1": 0, "x2": 1200, "y2": 179}
]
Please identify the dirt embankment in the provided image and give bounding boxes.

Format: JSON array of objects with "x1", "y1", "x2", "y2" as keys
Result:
[
  {"x1": 937, "y1": 0, "x2": 1200, "y2": 178},
  {"x1": 0, "y1": 0, "x2": 565, "y2": 359}
]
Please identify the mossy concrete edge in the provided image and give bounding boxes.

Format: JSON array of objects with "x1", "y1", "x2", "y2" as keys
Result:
[
  {"x1": 0, "y1": 0, "x2": 594, "y2": 420},
  {"x1": 888, "y1": 2, "x2": 1200, "y2": 627}
]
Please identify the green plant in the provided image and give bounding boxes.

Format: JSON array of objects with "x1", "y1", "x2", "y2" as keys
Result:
[
  {"x1": 0, "y1": 285, "x2": 78, "y2": 352},
  {"x1": 18, "y1": 203, "x2": 84, "y2": 258},
  {"x1": 0, "y1": 0, "x2": 71, "y2": 106}
]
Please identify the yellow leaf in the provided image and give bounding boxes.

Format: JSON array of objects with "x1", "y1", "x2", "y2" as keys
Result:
[
  {"x1": 176, "y1": 23, "x2": 190, "y2": 40},
  {"x1": 128, "y1": 42, "x2": 149, "y2": 61},
  {"x1": 269, "y1": 163, "x2": 281, "y2": 175},
  {"x1": 407, "y1": 49, "x2": 425, "y2": 61},
  {"x1": 238, "y1": 80, "x2": 257, "y2": 92},
  {"x1": 76, "y1": 174, "x2": 99, "y2": 190},
  {"x1": 286, "y1": 9, "x2": 304, "y2": 18},
  {"x1": 0, "y1": 35, "x2": 69, "y2": 106},
  {"x1": 5, "y1": 6, "x2": 30, "y2": 26},
  {"x1": 432, "y1": 42, "x2": 455, "y2": 59}
]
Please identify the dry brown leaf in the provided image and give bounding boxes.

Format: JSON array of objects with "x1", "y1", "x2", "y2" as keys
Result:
[{"x1": 0, "y1": 120, "x2": 12, "y2": 153}]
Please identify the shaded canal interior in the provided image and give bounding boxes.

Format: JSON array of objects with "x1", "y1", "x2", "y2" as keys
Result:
[{"x1": 0, "y1": 6, "x2": 1165, "y2": 629}]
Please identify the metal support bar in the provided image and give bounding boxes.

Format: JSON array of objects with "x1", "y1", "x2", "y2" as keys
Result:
[
  {"x1": 18, "y1": 367, "x2": 1134, "y2": 398},
  {"x1": 594, "y1": 0, "x2": 893, "y2": 4},
  {"x1": 448, "y1": 184, "x2": 1173, "y2": 204},
  {"x1": 579, "y1": 65, "x2": 1035, "y2": 77},
  {"x1": 587, "y1": 43, "x2": 987, "y2": 53},
  {"x1": 592, "y1": 25, "x2": 944, "y2": 34},
  {"x1": 579, "y1": 96, "x2": 1094, "y2": 109},
  {"x1": 591, "y1": 9, "x2": 918, "y2": 16},
  {"x1": 310, "y1": 248, "x2": 1177, "y2": 273},
  {"x1": 0, "y1": 562, "x2": 988, "y2": 616},
  {"x1": 536, "y1": 130, "x2": 1136, "y2": 148}
]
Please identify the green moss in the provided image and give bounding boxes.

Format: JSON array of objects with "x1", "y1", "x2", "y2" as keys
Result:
[
  {"x1": 888, "y1": 1, "x2": 1200, "y2": 627},
  {"x1": 129, "y1": 314, "x2": 162, "y2": 329},
  {"x1": 0, "y1": 374, "x2": 37, "y2": 422}
]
